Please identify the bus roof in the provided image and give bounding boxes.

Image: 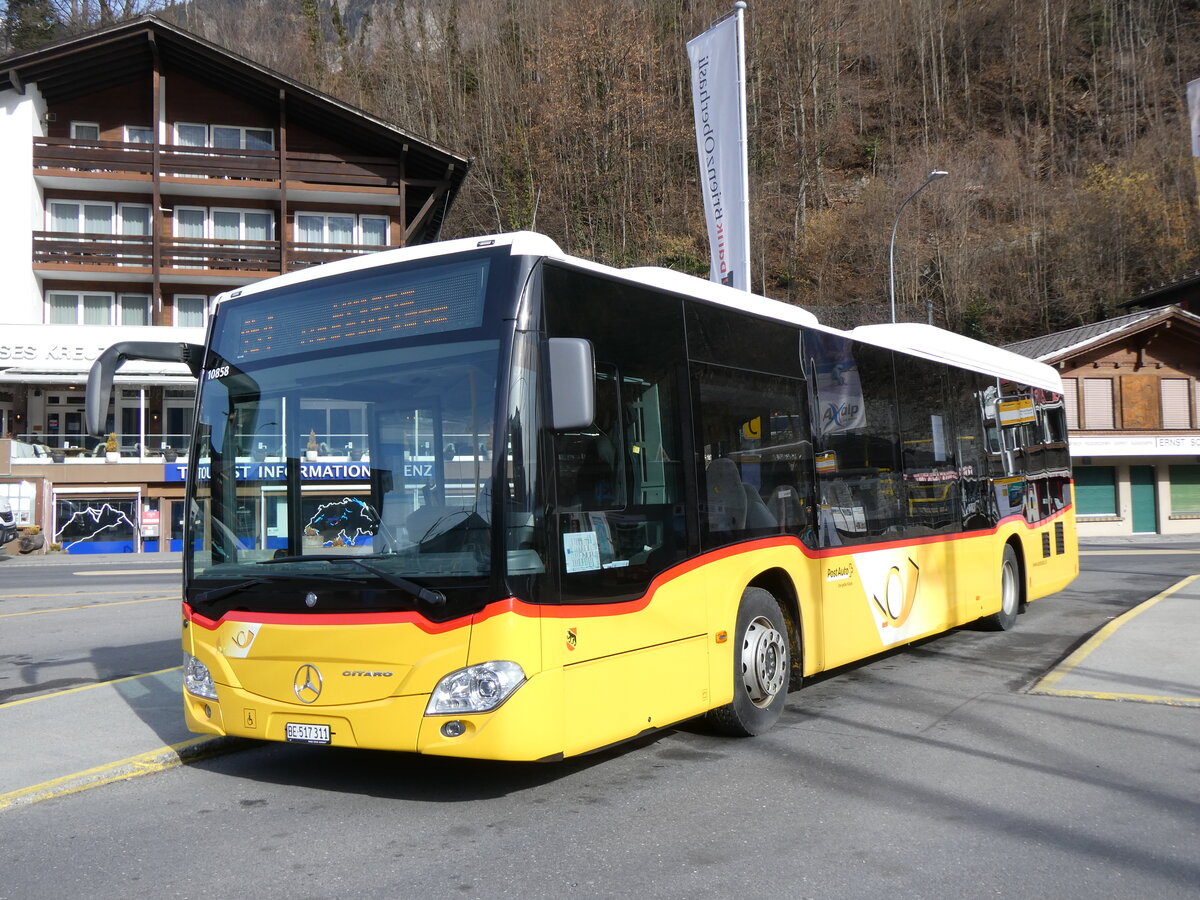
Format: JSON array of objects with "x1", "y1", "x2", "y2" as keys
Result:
[{"x1": 213, "y1": 231, "x2": 1060, "y2": 392}]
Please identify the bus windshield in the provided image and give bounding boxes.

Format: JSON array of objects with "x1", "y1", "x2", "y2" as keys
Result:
[{"x1": 186, "y1": 253, "x2": 509, "y2": 618}]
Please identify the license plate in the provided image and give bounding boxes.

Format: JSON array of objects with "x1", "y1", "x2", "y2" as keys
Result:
[{"x1": 285, "y1": 722, "x2": 330, "y2": 744}]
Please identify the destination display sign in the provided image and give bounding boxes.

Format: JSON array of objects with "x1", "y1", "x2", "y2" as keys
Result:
[{"x1": 222, "y1": 258, "x2": 490, "y2": 362}]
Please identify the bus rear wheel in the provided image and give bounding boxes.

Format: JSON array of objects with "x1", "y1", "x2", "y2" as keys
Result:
[
  {"x1": 982, "y1": 544, "x2": 1021, "y2": 631},
  {"x1": 708, "y1": 587, "x2": 790, "y2": 736}
]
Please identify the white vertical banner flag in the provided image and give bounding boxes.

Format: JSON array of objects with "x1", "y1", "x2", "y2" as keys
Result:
[{"x1": 687, "y1": 3, "x2": 751, "y2": 291}]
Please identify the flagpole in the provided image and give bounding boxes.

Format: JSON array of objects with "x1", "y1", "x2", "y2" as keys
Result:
[{"x1": 733, "y1": 1, "x2": 750, "y2": 292}]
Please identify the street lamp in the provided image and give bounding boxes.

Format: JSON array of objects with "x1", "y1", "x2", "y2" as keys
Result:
[{"x1": 889, "y1": 170, "x2": 948, "y2": 323}]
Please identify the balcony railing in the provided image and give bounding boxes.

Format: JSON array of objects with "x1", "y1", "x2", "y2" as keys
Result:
[
  {"x1": 33, "y1": 136, "x2": 403, "y2": 188},
  {"x1": 33, "y1": 232, "x2": 380, "y2": 272}
]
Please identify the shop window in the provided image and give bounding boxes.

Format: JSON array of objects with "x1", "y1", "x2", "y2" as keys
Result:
[
  {"x1": 1075, "y1": 466, "x2": 1118, "y2": 516},
  {"x1": 54, "y1": 496, "x2": 139, "y2": 554},
  {"x1": 1168, "y1": 465, "x2": 1200, "y2": 515}
]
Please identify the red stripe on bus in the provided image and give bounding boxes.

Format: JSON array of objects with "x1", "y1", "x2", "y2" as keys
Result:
[{"x1": 183, "y1": 502, "x2": 1073, "y2": 631}]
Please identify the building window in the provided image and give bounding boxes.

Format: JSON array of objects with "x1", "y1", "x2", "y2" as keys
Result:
[
  {"x1": 125, "y1": 125, "x2": 153, "y2": 143},
  {"x1": 47, "y1": 201, "x2": 150, "y2": 236},
  {"x1": 118, "y1": 293, "x2": 151, "y2": 327},
  {"x1": 296, "y1": 213, "x2": 389, "y2": 247},
  {"x1": 45, "y1": 292, "x2": 148, "y2": 326},
  {"x1": 212, "y1": 125, "x2": 273, "y2": 150},
  {"x1": 1169, "y1": 465, "x2": 1200, "y2": 515},
  {"x1": 1075, "y1": 465, "x2": 1118, "y2": 516},
  {"x1": 70, "y1": 121, "x2": 100, "y2": 141},
  {"x1": 174, "y1": 123, "x2": 207, "y2": 147},
  {"x1": 1160, "y1": 378, "x2": 1191, "y2": 429},
  {"x1": 212, "y1": 208, "x2": 273, "y2": 242},
  {"x1": 1082, "y1": 378, "x2": 1115, "y2": 430},
  {"x1": 1062, "y1": 377, "x2": 1079, "y2": 429},
  {"x1": 48, "y1": 200, "x2": 113, "y2": 235},
  {"x1": 174, "y1": 295, "x2": 208, "y2": 329}
]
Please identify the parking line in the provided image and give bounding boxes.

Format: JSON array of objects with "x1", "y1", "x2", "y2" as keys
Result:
[
  {"x1": 0, "y1": 735, "x2": 232, "y2": 812},
  {"x1": 0, "y1": 667, "x2": 180, "y2": 710},
  {"x1": 1030, "y1": 573, "x2": 1200, "y2": 706},
  {"x1": 0, "y1": 588, "x2": 168, "y2": 599},
  {"x1": 74, "y1": 568, "x2": 180, "y2": 576},
  {"x1": 1079, "y1": 549, "x2": 1200, "y2": 555},
  {"x1": 0, "y1": 595, "x2": 176, "y2": 619}
]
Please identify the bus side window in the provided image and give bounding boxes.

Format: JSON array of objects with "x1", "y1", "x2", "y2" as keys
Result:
[
  {"x1": 810, "y1": 337, "x2": 903, "y2": 546},
  {"x1": 694, "y1": 364, "x2": 814, "y2": 549}
]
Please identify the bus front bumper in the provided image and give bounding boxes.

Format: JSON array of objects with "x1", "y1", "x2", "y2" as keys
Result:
[{"x1": 183, "y1": 668, "x2": 564, "y2": 761}]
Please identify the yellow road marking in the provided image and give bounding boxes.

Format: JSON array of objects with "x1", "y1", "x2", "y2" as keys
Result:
[
  {"x1": 1030, "y1": 573, "x2": 1200, "y2": 706},
  {"x1": 74, "y1": 568, "x2": 180, "y2": 576},
  {"x1": 0, "y1": 595, "x2": 176, "y2": 619},
  {"x1": 0, "y1": 736, "x2": 227, "y2": 812},
  {"x1": 0, "y1": 667, "x2": 180, "y2": 710}
]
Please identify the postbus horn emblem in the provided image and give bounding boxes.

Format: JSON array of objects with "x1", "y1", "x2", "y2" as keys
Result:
[{"x1": 293, "y1": 664, "x2": 323, "y2": 703}]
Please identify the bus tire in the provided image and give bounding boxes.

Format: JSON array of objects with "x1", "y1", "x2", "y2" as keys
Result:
[
  {"x1": 982, "y1": 544, "x2": 1021, "y2": 631},
  {"x1": 708, "y1": 587, "x2": 790, "y2": 736}
]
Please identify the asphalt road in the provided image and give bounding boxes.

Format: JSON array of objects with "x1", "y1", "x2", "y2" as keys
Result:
[
  {"x1": 0, "y1": 543, "x2": 1197, "y2": 899},
  {"x1": 0, "y1": 553, "x2": 181, "y2": 704}
]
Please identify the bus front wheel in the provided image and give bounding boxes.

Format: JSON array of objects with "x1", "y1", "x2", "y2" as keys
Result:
[
  {"x1": 982, "y1": 544, "x2": 1021, "y2": 631},
  {"x1": 708, "y1": 587, "x2": 790, "y2": 736}
]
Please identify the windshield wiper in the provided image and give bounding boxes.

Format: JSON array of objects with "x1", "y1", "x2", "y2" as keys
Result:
[
  {"x1": 258, "y1": 555, "x2": 446, "y2": 606},
  {"x1": 194, "y1": 577, "x2": 269, "y2": 605},
  {"x1": 192, "y1": 571, "x2": 324, "y2": 605}
]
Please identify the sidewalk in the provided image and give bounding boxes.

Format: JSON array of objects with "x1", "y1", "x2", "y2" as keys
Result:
[
  {"x1": 1030, "y1": 573, "x2": 1200, "y2": 707},
  {"x1": 0, "y1": 548, "x2": 183, "y2": 567}
]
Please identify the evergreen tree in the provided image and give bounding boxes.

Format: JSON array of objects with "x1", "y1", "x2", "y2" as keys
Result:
[{"x1": 3, "y1": 0, "x2": 60, "y2": 52}]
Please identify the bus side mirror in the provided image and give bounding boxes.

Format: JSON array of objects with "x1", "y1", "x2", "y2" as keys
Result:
[
  {"x1": 86, "y1": 341, "x2": 205, "y2": 436},
  {"x1": 547, "y1": 337, "x2": 595, "y2": 431}
]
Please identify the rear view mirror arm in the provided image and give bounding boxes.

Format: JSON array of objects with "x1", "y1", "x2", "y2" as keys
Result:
[{"x1": 85, "y1": 341, "x2": 205, "y2": 437}]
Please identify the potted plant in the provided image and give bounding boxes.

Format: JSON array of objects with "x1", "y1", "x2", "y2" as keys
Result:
[
  {"x1": 51, "y1": 448, "x2": 66, "y2": 464},
  {"x1": 163, "y1": 442, "x2": 178, "y2": 463},
  {"x1": 306, "y1": 429, "x2": 320, "y2": 461},
  {"x1": 105, "y1": 432, "x2": 120, "y2": 462}
]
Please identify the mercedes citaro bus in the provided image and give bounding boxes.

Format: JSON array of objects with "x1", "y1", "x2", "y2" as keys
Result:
[{"x1": 86, "y1": 232, "x2": 1077, "y2": 760}]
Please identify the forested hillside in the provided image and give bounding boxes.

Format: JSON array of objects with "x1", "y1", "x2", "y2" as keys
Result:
[{"x1": 7, "y1": 0, "x2": 1200, "y2": 341}]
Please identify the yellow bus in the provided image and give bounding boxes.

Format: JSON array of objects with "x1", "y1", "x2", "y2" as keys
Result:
[{"x1": 86, "y1": 232, "x2": 1078, "y2": 760}]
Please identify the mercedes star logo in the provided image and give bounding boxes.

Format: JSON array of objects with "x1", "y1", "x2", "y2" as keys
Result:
[{"x1": 293, "y1": 664, "x2": 323, "y2": 703}]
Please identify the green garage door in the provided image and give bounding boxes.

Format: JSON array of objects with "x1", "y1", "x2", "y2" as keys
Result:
[{"x1": 1075, "y1": 466, "x2": 1117, "y2": 516}]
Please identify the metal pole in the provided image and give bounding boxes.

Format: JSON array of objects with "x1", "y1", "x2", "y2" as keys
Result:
[
  {"x1": 889, "y1": 170, "x2": 948, "y2": 323},
  {"x1": 734, "y1": 1, "x2": 750, "y2": 292}
]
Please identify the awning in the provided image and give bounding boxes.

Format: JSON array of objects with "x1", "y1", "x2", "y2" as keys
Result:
[{"x1": 0, "y1": 368, "x2": 196, "y2": 386}]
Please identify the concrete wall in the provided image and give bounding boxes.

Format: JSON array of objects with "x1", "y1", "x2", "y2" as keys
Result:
[{"x1": 0, "y1": 83, "x2": 47, "y2": 324}]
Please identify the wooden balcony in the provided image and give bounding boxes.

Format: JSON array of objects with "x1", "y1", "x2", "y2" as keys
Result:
[
  {"x1": 33, "y1": 232, "x2": 381, "y2": 273},
  {"x1": 33, "y1": 136, "x2": 403, "y2": 188}
]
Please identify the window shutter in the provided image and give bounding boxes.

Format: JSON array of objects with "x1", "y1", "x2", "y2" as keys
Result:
[
  {"x1": 1160, "y1": 379, "x2": 1191, "y2": 430},
  {"x1": 1062, "y1": 378, "x2": 1079, "y2": 429},
  {"x1": 1082, "y1": 378, "x2": 1114, "y2": 430}
]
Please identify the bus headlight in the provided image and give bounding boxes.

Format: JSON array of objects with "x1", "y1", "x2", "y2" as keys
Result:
[
  {"x1": 184, "y1": 653, "x2": 218, "y2": 700},
  {"x1": 426, "y1": 661, "x2": 525, "y2": 715}
]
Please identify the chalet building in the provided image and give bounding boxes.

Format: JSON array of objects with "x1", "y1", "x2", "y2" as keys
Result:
[
  {"x1": 1008, "y1": 305, "x2": 1200, "y2": 537},
  {"x1": 0, "y1": 16, "x2": 468, "y2": 553}
]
